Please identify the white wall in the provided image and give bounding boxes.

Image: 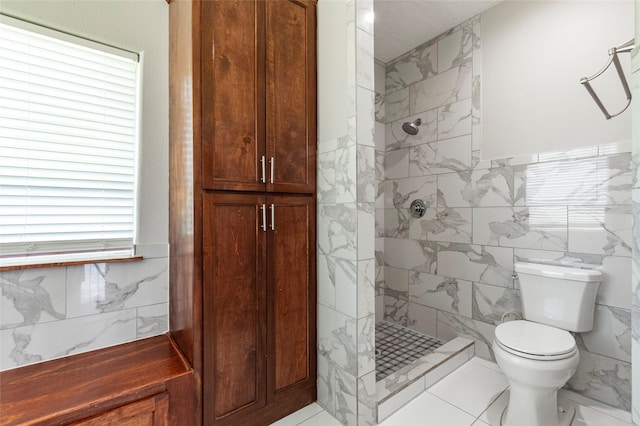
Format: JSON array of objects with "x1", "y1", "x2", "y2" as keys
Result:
[
  {"x1": 0, "y1": 1, "x2": 169, "y2": 371},
  {"x1": 2, "y1": 0, "x2": 169, "y2": 247},
  {"x1": 482, "y1": 1, "x2": 633, "y2": 160}
]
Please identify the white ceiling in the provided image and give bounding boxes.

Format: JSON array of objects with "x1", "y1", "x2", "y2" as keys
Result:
[{"x1": 374, "y1": 0, "x2": 502, "y2": 63}]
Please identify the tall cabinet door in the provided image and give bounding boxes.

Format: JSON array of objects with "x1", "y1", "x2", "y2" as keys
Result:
[
  {"x1": 203, "y1": 193, "x2": 267, "y2": 424},
  {"x1": 265, "y1": 0, "x2": 316, "y2": 194},
  {"x1": 201, "y1": 0, "x2": 266, "y2": 192},
  {"x1": 266, "y1": 195, "x2": 316, "y2": 403}
]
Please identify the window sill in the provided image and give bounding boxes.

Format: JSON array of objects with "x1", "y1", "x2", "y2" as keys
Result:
[{"x1": 0, "y1": 255, "x2": 144, "y2": 272}]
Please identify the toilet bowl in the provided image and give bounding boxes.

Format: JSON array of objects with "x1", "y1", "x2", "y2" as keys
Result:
[
  {"x1": 493, "y1": 320, "x2": 579, "y2": 426},
  {"x1": 492, "y1": 262, "x2": 602, "y2": 426}
]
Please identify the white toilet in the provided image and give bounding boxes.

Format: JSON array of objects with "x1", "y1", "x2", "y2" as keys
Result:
[{"x1": 492, "y1": 262, "x2": 602, "y2": 426}]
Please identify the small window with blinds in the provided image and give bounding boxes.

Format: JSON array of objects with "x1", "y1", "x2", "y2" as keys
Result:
[{"x1": 0, "y1": 15, "x2": 140, "y2": 267}]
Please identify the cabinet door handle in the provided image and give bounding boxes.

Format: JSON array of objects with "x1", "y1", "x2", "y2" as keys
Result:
[
  {"x1": 270, "y1": 204, "x2": 275, "y2": 231},
  {"x1": 269, "y1": 157, "x2": 274, "y2": 184},
  {"x1": 260, "y1": 156, "x2": 266, "y2": 184},
  {"x1": 260, "y1": 204, "x2": 267, "y2": 232}
]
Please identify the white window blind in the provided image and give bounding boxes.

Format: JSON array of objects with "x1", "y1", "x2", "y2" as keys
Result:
[{"x1": 0, "y1": 15, "x2": 140, "y2": 265}]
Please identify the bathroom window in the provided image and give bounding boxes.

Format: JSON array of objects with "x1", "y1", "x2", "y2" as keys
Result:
[{"x1": 0, "y1": 15, "x2": 141, "y2": 267}]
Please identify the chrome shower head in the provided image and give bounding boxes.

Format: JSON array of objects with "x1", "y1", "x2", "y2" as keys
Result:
[{"x1": 402, "y1": 118, "x2": 422, "y2": 135}]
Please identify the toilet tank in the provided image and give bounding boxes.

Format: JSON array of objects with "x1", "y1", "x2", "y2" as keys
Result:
[{"x1": 515, "y1": 262, "x2": 602, "y2": 332}]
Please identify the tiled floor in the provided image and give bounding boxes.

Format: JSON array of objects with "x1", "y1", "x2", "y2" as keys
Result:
[{"x1": 271, "y1": 357, "x2": 632, "y2": 426}]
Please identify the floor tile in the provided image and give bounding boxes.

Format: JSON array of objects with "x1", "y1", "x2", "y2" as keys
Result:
[
  {"x1": 559, "y1": 390, "x2": 632, "y2": 423},
  {"x1": 472, "y1": 421, "x2": 490, "y2": 426},
  {"x1": 477, "y1": 389, "x2": 509, "y2": 425},
  {"x1": 296, "y1": 410, "x2": 343, "y2": 426},
  {"x1": 570, "y1": 403, "x2": 633, "y2": 426},
  {"x1": 428, "y1": 358, "x2": 509, "y2": 416},
  {"x1": 269, "y1": 403, "x2": 324, "y2": 426},
  {"x1": 379, "y1": 391, "x2": 475, "y2": 426},
  {"x1": 467, "y1": 356, "x2": 502, "y2": 373}
]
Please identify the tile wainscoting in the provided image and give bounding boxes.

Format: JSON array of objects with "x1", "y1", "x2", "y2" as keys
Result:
[{"x1": 0, "y1": 244, "x2": 169, "y2": 371}]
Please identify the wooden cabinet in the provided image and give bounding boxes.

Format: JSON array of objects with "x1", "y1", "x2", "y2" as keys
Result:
[
  {"x1": 201, "y1": 0, "x2": 316, "y2": 194},
  {"x1": 202, "y1": 193, "x2": 315, "y2": 425},
  {"x1": 71, "y1": 394, "x2": 169, "y2": 426},
  {"x1": 169, "y1": 0, "x2": 317, "y2": 425}
]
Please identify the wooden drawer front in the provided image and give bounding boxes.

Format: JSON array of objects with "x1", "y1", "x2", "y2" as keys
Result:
[{"x1": 71, "y1": 393, "x2": 168, "y2": 426}]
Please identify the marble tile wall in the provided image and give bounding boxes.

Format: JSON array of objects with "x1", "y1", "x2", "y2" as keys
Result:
[
  {"x1": 379, "y1": 16, "x2": 633, "y2": 412},
  {"x1": 630, "y1": 25, "x2": 639, "y2": 426},
  {"x1": 317, "y1": 1, "x2": 377, "y2": 424},
  {"x1": 0, "y1": 244, "x2": 169, "y2": 371}
]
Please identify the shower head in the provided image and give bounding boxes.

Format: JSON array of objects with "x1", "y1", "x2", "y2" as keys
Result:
[{"x1": 402, "y1": 118, "x2": 422, "y2": 135}]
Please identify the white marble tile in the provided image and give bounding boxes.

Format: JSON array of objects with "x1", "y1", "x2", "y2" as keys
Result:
[
  {"x1": 384, "y1": 208, "x2": 410, "y2": 238},
  {"x1": 357, "y1": 146, "x2": 376, "y2": 203},
  {"x1": 66, "y1": 259, "x2": 168, "y2": 318},
  {"x1": 357, "y1": 203, "x2": 375, "y2": 259},
  {"x1": 357, "y1": 370, "x2": 377, "y2": 426},
  {"x1": 409, "y1": 272, "x2": 472, "y2": 318},
  {"x1": 358, "y1": 259, "x2": 375, "y2": 319},
  {"x1": 472, "y1": 150, "x2": 492, "y2": 171},
  {"x1": 1, "y1": 267, "x2": 66, "y2": 329},
  {"x1": 375, "y1": 295, "x2": 384, "y2": 323},
  {"x1": 491, "y1": 153, "x2": 539, "y2": 168},
  {"x1": 436, "y1": 311, "x2": 497, "y2": 361},
  {"x1": 269, "y1": 403, "x2": 324, "y2": 426},
  {"x1": 384, "y1": 238, "x2": 437, "y2": 274},
  {"x1": 386, "y1": 110, "x2": 438, "y2": 151},
  {"x1": 297, "y1": 410, "x2": 343, "y2": 426},
  {"x1": 357, "y1": 87, "x2": 375, "y2": 147},
  {"x1": 384, "y1": 88, "x2": 410, "y2": 123},
  {"x1": 410, "y1": 63, "x2": 472, "y2": 115},
  {"x1": 318, "y1": 204, "x2": 357, "y2": 260},
  {"x1": 514, "y1": 159, "x2": 599, "y2": 206},
  {"x1": 316, "y1": 353, "x2": 335, "y2": 414},
  {"x1": 566, "y1": 349, "x2": 631, "y2": 411},
  {"x1": 379, "y1": 391, "x2": 475, "y2": 425},
  {"x1": 318, "y1": 304, "x2": 357, "y2": 376},
  {"x1": 335, "y1": 258, "x2": 357, "y2": 318},
  {"x1": 423, "y1": 349, "x2": 470, "y2": 388},
  {"x1": 578, "y1": 305, "x2": 631, "y2": 363},
  {"x1": 375, "y1": 121, "x2": 386, "y2": 151},
  {"x1": 318, "y1": 151, "x2": 336, "y2": 205},
  {"x1": 473, "y1": 206, "x2": 568, "y2": 251},
  {"x1": 384, "y1": 266, "x2": 409, "y2": 295},
  {"x1": 385, "y1": 175, "x2": 437, "y2": 209},
  {"x1": 356, "y1": 29, "x2": 374, "y2": 90},
  {"x1": 437, "y1": 28, "x2": 473, "y2": 73},
  {"x1": 0, "y1": 309, "x2": 136, "y2": 370},
  {"x1": 472, "y1": 283, "x2": 521, "y2": 326},
  {"x1": 334, "y1": 367, "x2": 358, "y2": 426},
  {"x1": 437, "y1": 243, "x2": 514, "y2": 288},
  {"x1": 568, "y1": 205, "x2": 632, "y2": 257},
  {"x1": 406, "y1": 302, "x2": 438, "y2": 337},
  {"x1": 384, "y1": 295, "x2": 408, "y2": 326},
  {"x1": 438, "y1": 168, "x2": 513, "y2": 208},
  {"x1": 477, "y1": 389, "x2": 509, "y2": 426},
  {"x1": 136, "y1": 303, "x2": 168, "y2": 339},
  {"x1": 428, "y1": 355, "x2": 508, "y2": 416},
  {"x1": 385, "y1": 148, "x2": 409, "y2": 180},
  {"x1": 377, "y1": 377, "x2": 426, "y2": 422},
  {"x1": 596, "y1": 154, "x2": 632, "y2": 205},
  {"x1": 410, "y1": 207, "x2": 472, "y2": 244},
  {"x1": 409, "y1": 135, "x2": 472, "y2": 177},
  {"x1": 385, "y1": 42, "x2": 437, "y2": 93},
  {"x1": 357, "y1": 315, "x2": 375, "y2": 375},
  {"x1": 335, "y1": 144, "x2": 357, "y2": 203},
  {"x1": 375, "y1": 62, "x2": 385, "y2": 95},
  {"x1": 437, "y1": 97, "x2": 472, "y2": 140},
  {"x1": 318, "y1": 255, "x2": 336, "y2": 310}
]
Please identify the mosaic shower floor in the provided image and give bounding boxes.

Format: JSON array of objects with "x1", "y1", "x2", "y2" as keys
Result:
[{"x1": 375, "y1": 321, "x2": 445, "y2": 381}]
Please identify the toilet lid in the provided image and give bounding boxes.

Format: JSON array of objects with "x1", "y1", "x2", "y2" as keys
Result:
[{"x1": 495, "y1": 320, "x2": 576, "y2": 357}]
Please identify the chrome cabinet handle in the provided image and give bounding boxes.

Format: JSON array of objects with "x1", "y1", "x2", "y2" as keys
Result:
[
  {"x1": 260, "y1": 204, "x2": 267, "y2": 232},
  {"x1": 260, "y1": 156, "x2": 266, "y2": 184},
  {"x1": 270, "y1": 204, "x2": 275, "y2": 231},
  {"x1": 269, "y1": 157, "x2": 274, "y2": 184}
]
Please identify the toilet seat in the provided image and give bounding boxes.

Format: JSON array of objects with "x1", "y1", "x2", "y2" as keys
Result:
[{"x1": 494, "y1": 320, "x2": 577, "y2": 361}]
